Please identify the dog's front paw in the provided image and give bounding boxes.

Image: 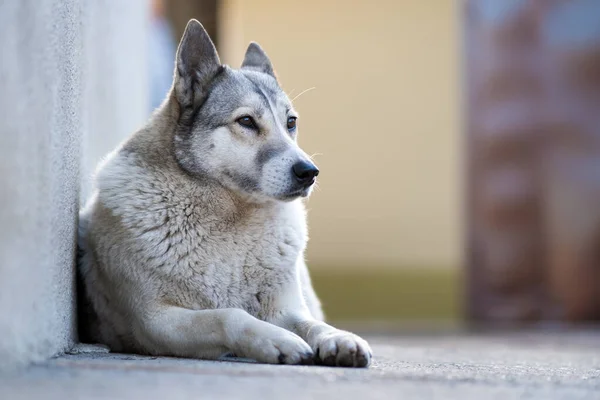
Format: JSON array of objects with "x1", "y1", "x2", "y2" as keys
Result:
[
  {"x1": 314, "y1": 330, "x2": 372, "y2": 368},
  {"x1": 239, "y1": 326, "x2": 314, "y2": 365}
]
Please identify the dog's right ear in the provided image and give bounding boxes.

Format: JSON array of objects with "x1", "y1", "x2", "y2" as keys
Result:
[{"x1": 174, "y1": 19, "x2": 221, "y2": 108}]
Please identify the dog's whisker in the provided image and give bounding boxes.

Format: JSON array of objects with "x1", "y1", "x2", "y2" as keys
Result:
[
  {"x1": 291, "y1": 87, "x2": 316, "y2": 103},
  {"x1": 308, "y1": 153, "x2": 323, "y2": 163}
]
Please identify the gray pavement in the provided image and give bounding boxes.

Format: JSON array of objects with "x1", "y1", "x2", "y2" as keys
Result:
[{"x1": 1, "y1": 331, "x2": 599, "y2": 400}]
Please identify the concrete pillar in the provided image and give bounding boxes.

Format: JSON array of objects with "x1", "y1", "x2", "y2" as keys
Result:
[{"x1": 0, "y1": 0, "x2": 149, "y2": 371}]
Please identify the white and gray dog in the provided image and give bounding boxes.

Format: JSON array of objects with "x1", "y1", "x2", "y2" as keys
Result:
[{"x1": 78, "y1": 19, "x2": 372, "y2": 367}]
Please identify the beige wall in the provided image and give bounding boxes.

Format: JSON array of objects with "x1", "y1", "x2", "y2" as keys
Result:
[{"x1": 219, "y1": 0, "x2": 462, "y2": 269}]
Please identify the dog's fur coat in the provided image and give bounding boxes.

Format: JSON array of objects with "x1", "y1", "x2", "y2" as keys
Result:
[{"x1": 78, "y1": 20, "x2": 371, "y2": 367}]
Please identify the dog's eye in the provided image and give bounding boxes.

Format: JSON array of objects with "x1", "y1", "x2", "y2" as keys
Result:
[
  {"x1": 237, "y1": 116, "x2": 257, "y2": 130},
  {"x1": 287, "y1": 117, "x2": 297, "y2": 132}
]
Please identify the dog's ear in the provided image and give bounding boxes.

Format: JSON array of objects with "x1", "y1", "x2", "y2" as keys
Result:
[
  {"x1": 241, "y1": 42, "x2": 276, "y2": 79},
  {"x1": 174, "y1": 19, "x2": 221, "y2": 108}
]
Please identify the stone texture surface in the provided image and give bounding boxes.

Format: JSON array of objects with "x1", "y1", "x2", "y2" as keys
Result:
[
  {"x1": 0, "y1": 0, "x2": 148, "y2": 371},
  {"x1": 1, "y1": 333, "x2": 599, "y2": 399},
  {"x1": 0, "y1": 0, "x2": 83, "y2": 372}
]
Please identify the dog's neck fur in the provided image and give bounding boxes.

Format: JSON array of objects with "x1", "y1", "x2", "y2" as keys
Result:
[{"x1": 124, "y1": 90, "x2": 184, "y2": 169}]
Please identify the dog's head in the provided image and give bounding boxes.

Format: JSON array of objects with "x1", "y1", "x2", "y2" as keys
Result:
[{"x1": 171, "y1": 20, "x2": 318, "y2": 203}]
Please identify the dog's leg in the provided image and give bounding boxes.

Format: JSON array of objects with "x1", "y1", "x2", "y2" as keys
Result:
[
  {"x1": 298, "y1": 259, "x2": 325, "y2": 321},
  {"x1": 141, "y1": 306, "x2": 314, "y2": 364},
  {"x1": 269, "y1": 277, "x2": 373, "y2": 368}
]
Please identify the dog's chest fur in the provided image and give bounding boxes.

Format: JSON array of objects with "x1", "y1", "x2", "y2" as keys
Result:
[
  {"x1": 95, "y1": 151, "x2": 307, "y2": 320},
  {"x1": 152, "y1": 193, "x2": 305, "y2": 317}
]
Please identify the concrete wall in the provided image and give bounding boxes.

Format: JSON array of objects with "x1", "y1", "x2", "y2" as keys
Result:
[
  {"x1": 0, "y1": 0, "x2": 148, "y2": 371},
  {"x1": 218, "y1": 0, "x2": 463, "y2": 270}
]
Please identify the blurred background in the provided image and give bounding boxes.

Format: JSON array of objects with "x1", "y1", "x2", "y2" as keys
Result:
[{"x1": 2, "y1": 2, "x2": 600, "y2": 369}]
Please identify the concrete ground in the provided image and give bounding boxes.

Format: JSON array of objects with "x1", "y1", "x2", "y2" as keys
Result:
[{"x1": 1, "y1": 331, "x2": 599, "y2": 400}]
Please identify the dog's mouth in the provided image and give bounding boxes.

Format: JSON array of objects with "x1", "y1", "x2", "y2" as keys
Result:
[{"x1": 279, "y1": 184, "x2": 313, "y2": 201}]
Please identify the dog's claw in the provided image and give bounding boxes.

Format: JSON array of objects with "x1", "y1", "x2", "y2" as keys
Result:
[
  {"x1": 277, "y1": 352, "x2": 286, "y2": 364},
  {"x1": 300, "y1": 351, "x2": 315, "y2": 365}
]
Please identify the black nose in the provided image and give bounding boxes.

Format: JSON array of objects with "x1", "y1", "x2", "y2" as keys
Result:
[{"x1": 292, "y1": 160, "x2": 319, "y2": 184}]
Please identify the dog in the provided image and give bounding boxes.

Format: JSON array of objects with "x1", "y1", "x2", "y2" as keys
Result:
[{"x1": 78, "y1": 19, "x2": 372, "y2": 367}]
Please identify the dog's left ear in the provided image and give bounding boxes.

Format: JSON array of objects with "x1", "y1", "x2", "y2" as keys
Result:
[{"x1": 241, "y1": 42, "x2": 276, "y2": 79}]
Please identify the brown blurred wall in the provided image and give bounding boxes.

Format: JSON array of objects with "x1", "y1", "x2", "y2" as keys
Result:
[
  {"x1": 465, "y1": 0, "x2": 600, "y2": 323},
  {"x1": 218, "y1": 0, "x2": 463, "y2": 270}
]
